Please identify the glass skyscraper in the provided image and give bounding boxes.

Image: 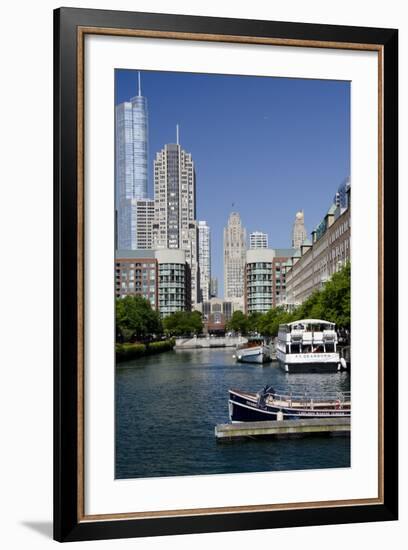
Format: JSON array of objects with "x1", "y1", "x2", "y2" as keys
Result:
[{"x1": 115, "y1": 73, "x2": 149, "y2": 249}]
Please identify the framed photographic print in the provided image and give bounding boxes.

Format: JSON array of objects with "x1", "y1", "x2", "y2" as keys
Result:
[{"x1": 54, "y1": 7, "x2": 398, "y2": 542}]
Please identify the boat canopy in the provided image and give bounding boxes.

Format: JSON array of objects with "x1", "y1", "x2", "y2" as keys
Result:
[
  {"x1": 278, "y1": 319, "x2": 336, "y2": 332},
  {"x1": 286, "y1": 319, "x2": 335, "y2": 327}
]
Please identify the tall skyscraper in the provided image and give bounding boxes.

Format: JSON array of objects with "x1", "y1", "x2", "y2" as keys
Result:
[
  {"x1": 135, "y1": 199, "x2": 155, "y2": 249},
  {"x1": 115, "y1": 72, "x2": 149, "y2": 249},
  {"x1": 224, "y1": 212, "x2": 247, "y2": 299},
  {"x1": 152, "y1": 128, "x2": 200, "y2": 306},
  {"x1": 292, "y1": 210, "x2": 307, "y2": 249},
  {"x1": 198, "y1": 221, "x2": 211, "y2": 302},
  {"x1": 250, "y1": 231, "x2": 268, "y2": 249},
  {"x1": 210, "y1": 277, "x2": 218, "y2": 298}
]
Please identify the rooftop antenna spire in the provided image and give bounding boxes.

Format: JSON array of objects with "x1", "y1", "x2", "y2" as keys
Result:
[
  {"x1": 138, "y1": 71, "x2": 141, "y2": 97},
  {"x1": 176, "y1": 124, "x2": 179, "y2": 145}
]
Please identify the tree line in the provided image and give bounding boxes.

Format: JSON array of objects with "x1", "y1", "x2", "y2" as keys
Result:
[
  {"x1": 116, "y1": 295, "x2": 203, "y2": 342},
  {"x1": 116, "y1": 263, "x2": 350, "y2": 342},
  {"x1": 227, "y1": 262, "x2": 350, "y2": 337}
]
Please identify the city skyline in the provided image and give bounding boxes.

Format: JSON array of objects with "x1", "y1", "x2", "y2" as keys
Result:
[{"x1": 115, "y1": 69, "x2": 350, "y2": 296}]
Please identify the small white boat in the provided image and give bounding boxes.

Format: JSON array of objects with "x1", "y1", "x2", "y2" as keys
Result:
[
  {"x1": 276, "y1": 319, "x2": 342, "y2": 373},
  {"x1": 235, "y1": 338, "x2": 271, "y2": 364}
]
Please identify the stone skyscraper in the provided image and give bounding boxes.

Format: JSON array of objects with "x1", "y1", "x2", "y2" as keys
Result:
[
  {"x1": 292, "y1": 210, "x2": 307, "y2": 249},
  {"x1": 224, "y1": 212, "x2": 247, "y2": 299},
  {"x1": 152, "y1": 128, "x2": 200, "y2": 306},
  {"x1": 115, "y1": 72, "x2": 150, "y2": 249},
  {"x1": 198, "y1": 221, "x2": 211, "y2": 302}
]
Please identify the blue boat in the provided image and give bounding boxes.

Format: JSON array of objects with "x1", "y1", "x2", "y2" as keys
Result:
[{"x1": 228, "y1": 386, "x2": 350, "y2": 422}]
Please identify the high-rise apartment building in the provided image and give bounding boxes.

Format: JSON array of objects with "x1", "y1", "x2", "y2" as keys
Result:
[
  {"x1": 134, "y1": 199, "x2": 154, "y2": 249},
  {"x1": 250, "y1": 231, "x2": 268, "y2": 249},
  {"x1": 244, "y1": 248, "x2": 296, "y2": 314},
  {"x1": 152, "y1": 132, "x2": 200, "y2": 306},
  {"x1": 115, "y1": 248, "x2": 191, "y2": 316},
  {"x1": 115, "y1": 250, "x2": 157, "y2": 307},
  {"x1": 291, "y1": 210, "x2": 307, "y2": 249},
  {"x1": 224, "y1": 212, "x2": 247, "y2": 299},
  {"x1": 155, "y1": 249, "x2": 191, "y2": 317},
  {"x1": 115, "y1": 73, "x2": 149, "y2": 249},
  {"x1": 198, "y1": 221, "x2": 211, "y2": 302}
]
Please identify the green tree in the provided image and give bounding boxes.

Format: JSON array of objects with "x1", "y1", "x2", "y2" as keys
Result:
[
  {"x1": 294, "y1": 290, "x2": 323, "y2": 321},
  {"x1": 257, "y1": 306, "x2": 292, "y2": 337},
  {"x1": 290, "y1": 262, "x2": 350, "y2": 328},
  {"x1": 227, "y1": 311, "x2": 248, "y2": 334},
  {"x1": 115, "y1": 295, "x2": 162, "y2": 342},
  {"x1": 236, "y1": 263, "x2": 350, "y2": 339},
  {"x1": 247, "y1": 312, "x2": 263, "y2": 334},
  {"x1": 163, "y1": 310, "x2": 203, "y2": 336},
  {"x1": 318, "y1": 262, "x2": 350, "y2": 328}
]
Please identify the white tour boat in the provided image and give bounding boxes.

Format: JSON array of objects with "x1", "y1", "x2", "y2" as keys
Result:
[{"x1": 276, "y1": 319, "x2": 342, "y2": 373}]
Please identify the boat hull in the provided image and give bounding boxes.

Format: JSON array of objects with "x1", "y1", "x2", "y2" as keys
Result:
[
  {"x1": 229, "y1": 390, "x2": 350, "y2": 422},
  {"x1": 276, "y1": 349, "x2": 340, "y2": 373},
  {"x1": 236, "y1": 345, "x2": 271, "y2": 364}
]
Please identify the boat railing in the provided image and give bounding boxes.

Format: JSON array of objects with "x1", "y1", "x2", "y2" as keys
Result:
[
  {"x1": 262, "y1": 388, "x2": 351, "y2": 407},
  {"x1": 236, "y1": 340, "x2": 264, "y2": 350},
  {"x1": 281, "y1": 329, "x2": 337, "y2": 345},
  {"x1": 302, "y1": 332, "x2": 313, "y2": 344}
]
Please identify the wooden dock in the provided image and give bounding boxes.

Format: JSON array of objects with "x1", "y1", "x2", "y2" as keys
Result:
[{"x1": 215, "y1": 417, "x2": 350, "y2": 440}]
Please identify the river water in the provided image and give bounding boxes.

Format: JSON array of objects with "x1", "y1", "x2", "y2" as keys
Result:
[{"x1": 116, "y1": 348, "x2": 350, "y2": 479}]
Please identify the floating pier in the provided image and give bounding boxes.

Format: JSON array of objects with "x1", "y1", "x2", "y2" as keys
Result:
[{"x1": 215, "y1": 417, "x2": 350, "y2": 440}]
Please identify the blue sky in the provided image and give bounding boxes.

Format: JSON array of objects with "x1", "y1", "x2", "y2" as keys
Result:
[{"x1": 115, "y1": 70, "x2": 350, "y2": 297}]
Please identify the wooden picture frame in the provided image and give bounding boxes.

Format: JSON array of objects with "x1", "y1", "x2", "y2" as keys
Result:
[{"x1": 54, "y1": 7, "x2": 398, "y2": 542}]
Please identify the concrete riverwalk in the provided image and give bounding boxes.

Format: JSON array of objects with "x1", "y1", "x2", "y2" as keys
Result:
[
  {"x1": 215, "y1": 417, "x2": 350, "y2": 440},
  {"x1": 175, "y1": 336, "x2": 247, "y2": 349}
]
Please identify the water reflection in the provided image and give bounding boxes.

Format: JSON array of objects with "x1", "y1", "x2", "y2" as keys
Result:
[{"x1": 116, "y1": 348, "x2": 350, "y2": 479}]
